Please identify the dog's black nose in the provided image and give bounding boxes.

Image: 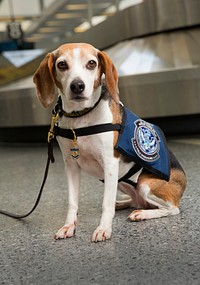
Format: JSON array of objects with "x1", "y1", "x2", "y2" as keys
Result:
[{"x1": 70, "y1": 79, "x2": 85, "y2": 94}]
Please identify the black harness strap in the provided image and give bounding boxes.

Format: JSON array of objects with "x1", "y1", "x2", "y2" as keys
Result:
[
  {"x1": 118, "y1": 164, "x2": 142, "y2": 188},
  {"x1": 55, "y1": 122, "x2": 142, "y2": 188},
  {"x1": 54, "y1": 123, "x2": 122, "y2": 139},
  {"x1": 100, "y1": 163, "x2": 142, "y2": 187}
]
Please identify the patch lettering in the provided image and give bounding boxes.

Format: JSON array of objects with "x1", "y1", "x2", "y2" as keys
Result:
[{"x1": 132, "y1": 119, "x2": 160, "y2": 162}]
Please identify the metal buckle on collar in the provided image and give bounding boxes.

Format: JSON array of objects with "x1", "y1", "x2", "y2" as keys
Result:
[{"x1": 48, "y1": 112, "x2": 59, "y2": 143}]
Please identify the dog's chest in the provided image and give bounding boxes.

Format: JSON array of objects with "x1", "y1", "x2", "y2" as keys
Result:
[
  {"x1": 59, "y1": 134, "x2": 108, "y2": 179},
  {"x1": 77, "y1": 136, "x2": 102, "y2": 162}
]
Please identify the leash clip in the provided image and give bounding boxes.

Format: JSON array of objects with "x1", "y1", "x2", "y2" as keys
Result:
[
  {"x1": 48, "y1": 112, "x2": 59, "y2": 143},
  {"x1": 70, "y1": 128, "x2": 80, "y2": 159}
]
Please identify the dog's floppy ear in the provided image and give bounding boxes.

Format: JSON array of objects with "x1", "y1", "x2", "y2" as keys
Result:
[
  {"x1": 98, "y1": 51, "x2": 119, "y2": 103},
  {"x1": 33, "y1": 52, "x2": 56, "y2": 108}
]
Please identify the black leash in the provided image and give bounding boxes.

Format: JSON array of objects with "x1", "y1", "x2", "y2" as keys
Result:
[
  {"x1": 0, "y1": 141, "x2": 55, "y2": 219},
  {"x1": 0, "y1": 104, "x2": 121, "y2": 220},
  {"x1": 0, "y1": 95, "x2": 140, "y2": 220}
]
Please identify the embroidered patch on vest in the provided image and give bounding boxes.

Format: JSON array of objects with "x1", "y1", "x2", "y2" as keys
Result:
[{"x1": 132, "y1": 119, "x2": 160, "y2": 162}]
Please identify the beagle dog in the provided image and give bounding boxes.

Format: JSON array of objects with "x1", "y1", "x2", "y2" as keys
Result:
[{"x1": 33, "y1": 43, "x2": 186, "y2": 242}]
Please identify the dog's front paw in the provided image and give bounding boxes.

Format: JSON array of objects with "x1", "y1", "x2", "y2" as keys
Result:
[
  {"x1": 92, "y1": 226, "x2": 112, "y2": 242},
  {"x1": 54, "y1": 224, "x2": 76, "y2": 240}
]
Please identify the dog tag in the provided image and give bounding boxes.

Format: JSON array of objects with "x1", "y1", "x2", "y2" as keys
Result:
[
  {"x1": 70, "y1": 129, "x2": 80, "y2": 159},
  {"x1": 70, "y1": 144, "x2": 80, "y2": 159}
]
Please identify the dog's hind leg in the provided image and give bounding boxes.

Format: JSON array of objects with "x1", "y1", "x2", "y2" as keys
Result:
[{"x1": 128, "y1": 169, "x2": 186, "y2": 221}]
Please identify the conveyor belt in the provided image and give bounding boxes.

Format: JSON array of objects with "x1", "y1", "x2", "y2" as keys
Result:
[{"x1": 0, "y1": 0, "x2": 200, "y2": 141}]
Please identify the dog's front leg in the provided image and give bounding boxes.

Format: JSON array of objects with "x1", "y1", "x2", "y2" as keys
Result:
[
  {"x1": 54, "y1": 159, "x2": 80, "y2": 240},
  {"x1": 92, "y1": 157, "x2": 119, "y2": 242}
]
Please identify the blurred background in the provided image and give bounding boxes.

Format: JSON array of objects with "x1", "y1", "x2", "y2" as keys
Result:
[{"x1": 0, "y1": 0, "x2": 200, "y2": 142}]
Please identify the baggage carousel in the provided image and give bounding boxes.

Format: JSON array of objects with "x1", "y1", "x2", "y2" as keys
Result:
[{"x1": 0, "y1": 0, "x2": 200, "y2": 141}]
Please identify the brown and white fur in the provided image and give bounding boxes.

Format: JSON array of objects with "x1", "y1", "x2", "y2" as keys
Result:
[{"x1": 33, "y1": 43, "x2": 186, "y2": 242}]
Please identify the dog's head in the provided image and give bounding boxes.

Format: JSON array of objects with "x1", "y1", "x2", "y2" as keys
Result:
[{"x1": 33, "y1": 43, "x2": 119, "y2": 108}]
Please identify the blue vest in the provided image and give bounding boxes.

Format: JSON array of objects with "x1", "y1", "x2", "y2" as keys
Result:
[{"x1": 115, "y1": 108, "x2": 170, "y2": 181}]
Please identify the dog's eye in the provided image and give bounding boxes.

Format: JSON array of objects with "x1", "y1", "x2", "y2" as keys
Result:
[
  {"x1": 86, "y1": 60, "x2": 97, "y2": 70},
  {"x1": 57, "y1": 61, "x2": 68, "y2": 71}
]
